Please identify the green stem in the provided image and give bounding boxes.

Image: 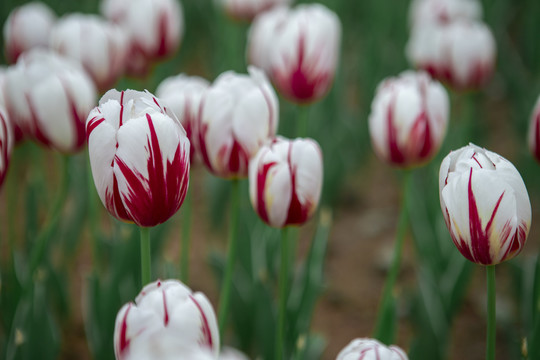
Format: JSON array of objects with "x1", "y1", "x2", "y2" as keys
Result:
[
  {"x1": 486, "y1": 265, "x2": 496, "y2": 360},
  {"x1": 277, "y1": 226, "x2": 291, "y2": 360},
  {"x1": 87, "y1": 152, "x2": 102, "y2": 272},
  {"x1": 218, "y1": 179, "x2": 240, "y2": 340},
  {"x1": 297, "y1": 105, "x2": 310, "y2": 138},
  {"x1": 180, "y1": 190, "x2": 192, "y2": 284},
  {"x1": 373, "y1": 170, "x2": 412, "y2": 344},
  {"x1": 140, "y1": 227, "x2": 151, "y2": 287}
]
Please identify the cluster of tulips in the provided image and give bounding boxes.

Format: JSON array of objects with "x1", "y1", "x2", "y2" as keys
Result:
[{"x1": 0, "y1": 0, "x2": 539, "y2": 359}]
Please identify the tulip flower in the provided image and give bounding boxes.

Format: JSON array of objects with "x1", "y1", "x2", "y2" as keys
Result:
[
  {"x1": 0, "y1": 106, "x2": 13, "y2": 188},
  {"x1": 409, "y1": 0, "x2": 482, "y2": 27},
  {"x1": 368, "y1": 70, "x2": 449, "y2": 168},
  {"x1": 156, "y1": 74, "x2": 210, "y2": 162},
  {"x1": 86, "y1": 89, "x2": 190, "y2": 228},
  {"x1": 218, "y1": 0, "x2": 291, "y2": 22},
  {"x1": 3, "y1": 2, "x2": 57, "y2": 64},
  {"x1": 247, "y1": 4, "x2": 341, "y2": 103},
  {"x1": 4, "y1": 49, "x2": 96, "y2": 152},
  {"x1": 248, "y1": 136, "x2": 323, "y2": 228},
  {"x1": 337, "y1": 338, "x2": 408, "y2": 360},
  {"x1": 197, "y1": 66, "x2": 278, "y2": 178},
  {"x1": 528, "y1": 95, "x2": 540, "y2": 163},
  {"x1": 50, "y1": 14, "x2": 127, "y2": 91},
  {"x1": 439, "y1": 144, "x2": 531, "y2": 265},
  {"x1": 114, "y1": 279, "x2": 219, "y2": 360},
  {"x1": 406, "y1": 20, "x2": 496, "y2": 90},
  {"x1": 101, "y1": 0, "x2": 184, "y2": 76}
]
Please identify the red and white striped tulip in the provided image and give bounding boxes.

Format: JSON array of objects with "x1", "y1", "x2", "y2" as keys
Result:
[
  {"x1": 406, "y1": 20, "x2": 495, "y2": 90},
  {"x1": 101, "y1": 0, "x2": 184, "y2": 76},
  {"x1": 439, "y1": 144, "x2": 531, "y2": 265},
  {"x1": 114, "y1": 279, "x2": 219, "y2": 360},
  {"x1": 197, "y1": 66, "x2": 278, "y2": 178},
  {"x1": 0, "y1": 106, "x2": 13, "y2": 188},
  {"x1": 248, "y1": 137, "x2": 322, "y2": 228},
  {"x1": 218, "y1": 0, "x2": 292, "y2": 22},
  {"x1": 368, "y1": 70, "x2": 449, "y2": 168},
  {"x1": 86, "y1": 89, "x2": 190, "y2": 227},
  {"x1": 156, "y1": 74, "x2": 210, "y2": 162},
  {"x1": 247, "y1": 4, "x2": 341, "y2": 103},
  {"x1": 409, "y1": 0, "x2": 482, "y2": 27},
  {"x1": 528, "y1": 95, "x2": 540, "y2": 163},
  {"x1": 337, "y1": 338, "x2": 408, "y2": 360},
  {"x1": 3, "y1": 2, "x2": 57, "y2": 64},
  {"x1": 50, "y1": 14, "x2": 127, "y2": 91},
  {"x1": 4, "y1": 49, "x2": 96, "y2": 152}
]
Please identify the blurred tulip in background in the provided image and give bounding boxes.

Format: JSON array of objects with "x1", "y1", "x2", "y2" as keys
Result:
[
  {"x1": 528, "y1": 94, "x2": 540, "y2": 163},
  {"x1": 0, "y1": 105, "x2": 13, "y2": 188},
  {"x1": 336, "y1": 338, "x2": 409, "y2": 360},
  {"x1": 409, "y1": 0, "x2": 482, "y2": 26},
  {"x1": 218, "y1": 0, "x2": 292, "y2": 22}
]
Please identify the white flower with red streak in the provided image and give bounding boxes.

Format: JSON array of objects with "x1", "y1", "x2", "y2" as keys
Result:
[
  {"x1": 197, "y1": 66, "x2": 278, "y2": 178},
  {"x1": 50, "y1": 13, "x2": 128, "y2": 91},
  {"x1": 0, "y1": 106, "x2": 13, "y2": 188},
  {"x1": 4, "y1": 49, "x2": 96, "y2": 152},
  {"x1": 439, "y1": 144, "x2": 531, "y2": 265},
  {"x1": 101, "y1": 0, "x2": 184, "y2": 76},
  {"x1": 3, "y1": 2, "x2": 57, "y2": 64},
  {"x1": 247, "y1": 4, "x2": 341, "y2": 103},
  {"x1": 409, "y1": 0, "x2": 482, "y2": 27},
  {"x1": 527, "y1": 94, "x2": 540, "y2": 163},
  {"x1": 86, "y1": 89, "x2": 190, "y2": 227},
  {"x1": 219, "y1": 0, "x2": 292, "y2": 22},
  {"x1": 114, "y1": 279, "x2": 219, "y2": 360},
  {"x1": 156, "y1": 74, "x2": 210, "y2": 162},
  {"x1": 368, "y1": 70, "x2": 449, "y2": 168},
  {"x1": 248, "y1": 137, "x2": 322, "y2": 228},
  {"x1": 337, "y1": 338, "x2": 408, "y2": 360}
]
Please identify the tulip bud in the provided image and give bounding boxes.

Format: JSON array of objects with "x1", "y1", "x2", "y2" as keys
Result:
[
  {"x1": 114, "y1": 279, "x2": 219, "y2": 360},
  {"x1": 50, "y1": 14, "x2": 128, "y2": 91},
  {"x1": 156, "y1": 74, "x2": 210, "y2": 163},
  {"x1": 368, "y1": 70, "x2": 449, "y2": 168},
  {"x1": 337, "y1": 338, "x2": 408, "y2": 360},
  {"x1": 406, "y1": 20, "x2": 496, "y2": 90},
  {"x1": 248, "y1": 136, "x2": 322, "y2": 228},
  {"x1": 247, "y1": 4, "x2": 341, "y2": 103},
  {"x1": 4, "y1": 49, "x2": 96, "y2": 152},
  {"x1": 101, "y1": 0, "x2": 184, "y2": 76},
  {"x1": 409, "y1": 0, "x2": 482, "y2": 27},
  {"x1": 528, "y1": 95, "x2": 540, "y2": 163},
  {"x1": 86, "y1": 89, "x2": 190, "y2": 227},
  {"x1": 197, "y1": 66, "x2": 278, "y2": 178},
  {"x1": 439, "y1": 144, "x2": 531, "y2": 265},
  {"x1": 218, "y1": 0, "x2": 292, "y2": 22},
  {"x1": 3, "y1": 2, "x2": 57, "y2": 64},
  {"x1": 0, "y1": 106, "x2": 13, "y2": 188}
]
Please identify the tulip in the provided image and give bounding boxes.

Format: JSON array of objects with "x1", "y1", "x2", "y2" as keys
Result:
[
  {"x1": 3, "y1": 2, "x2": 57, "y2": 64},
  {"x1": 218, "y1": 0, "x2": 291, "y2": 22},
  {"x1": 247, "y1": 4, "x2": 341, "y2": 103},
  {"x1": 439, "y1": 144, "x2": 531, "y2": 265},
  {"x1": 156, "y1": 74, "x2": 210, "y2": 162},
  {"x1": 50, "y1": 14, "x2": 127, "y2": 91},
  {"x1": 219, "y1": 347, "x2": 250, "y2": 360},
  {"x1": 4, "y1": 49, "x2": 96, "y2": 152},
  {"x1": 86, "y1": 89, "x2": 190, "y2": 227},
  {"x1": 114, "y1": 279, "x2": 219, "y2": 360},
  {"x1": 409, "y1": 0, "x2": 482, "y2": 27},
  {"x1": 406, "y1": 20, "x2": 496, "y2": 90},
  {"x1": 248, "y1": 136, "x2": 323, "y2": 228},
  {"x1": 101, "y1": 0, "x2": 184, "y2": 76},
  {"x1": 197, "y1": 66, "x2": 278, "y2": 178},
  {"x1": 337, "y1": 338, "x2": 408, "y2": 360},
  {"x1": 528, "y1": 95, "x2": 540, "y2": 163},
  {"x1": 0, "y1": 106, "x2": 13, "y2": 188},
  {"x1": 368, "y1": 70, "x2": 449, "y2": 168}
]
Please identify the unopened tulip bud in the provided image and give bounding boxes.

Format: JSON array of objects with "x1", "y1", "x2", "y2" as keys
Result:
[
  {"x1": 197, "y1": 66, "x2": 278, "y2": 178},
  {"x1": 114, "y1": 279, "x2": 219, "y2": 360},
  {"x1": 369, "y1": 70, "x2": 449, "y2": 168},
  {"x1": 86, "y1": 89, "x2": 190, "y2": 227},
  {"x1": 439, "y1": 144, "x2": 531, "y2": 265},
  {"x1": 337, "y1": 338, "x2": 408, "y2": 360},
  {"x1": 249, "y1": 137, "x2": 322, "y2": 228},
  {"x1": 3, "y1": 2, "x2": 56, "y2": 64},
  {"x1": 218, "y1": 0, "x2": 292, "y2": 22}
]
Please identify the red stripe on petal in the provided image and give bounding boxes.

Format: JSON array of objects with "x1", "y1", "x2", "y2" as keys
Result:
[
  {"x1": 256, "y1": 157, "x2": 275, "y2": 224},
  {"x1": 162, "y1": 289, "x2": 169, "y2": 326},
  {"x1": 118, "y1": 303, "x2": 132, "y2": 358},
  {"x1": 285, "y1": 142, "x2": 310, "y2": 226},
  {"x1": 189, "y1": 295, "x2": 214, "y2": 350},
  {"x1": 387, "y1": 97, "x2": 405, "y2": 165}
]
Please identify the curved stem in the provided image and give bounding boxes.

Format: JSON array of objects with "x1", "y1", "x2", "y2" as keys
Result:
[
  {"x1": 276, "y1": 226, "x2": 291, "y2": 360},
  {"x1": 180, "y1": 190, "x2": 192, "y2": 284},
  {"x1": 140, "y1": 227, "x2": 151, "y2": 287},
  {"x1": 373, "y1": 170, "x2": 412, "y2": 344},
  {"x1": 486, "y1": 265, "x2": 496, "y2": 360},
  {"x1": 218, "y1": 179, "x2": 240, "y2": 340}
]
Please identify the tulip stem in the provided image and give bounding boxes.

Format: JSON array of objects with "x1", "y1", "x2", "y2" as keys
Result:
[
  {"x1": 373, "y1": 170, "x2": 411, "y2": 344},
  {"x1": 180, "y1": 189, "x2": 192, "y2": 284},
  {"x1": 140, "y1": 226, "x2": 151, "y2": 287},
  {"x1": 277, "y1": 226, "x2": 291, "y2": 360},
  {"x1": 297, "y1": 105, "x2": 310, "y2": 138},
  {"x1": 486, "y1": 265, "x2": 496, "y2": 360},
  {"x1": 218, "y1": 179, "x2": 240, "y2": 341}
]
